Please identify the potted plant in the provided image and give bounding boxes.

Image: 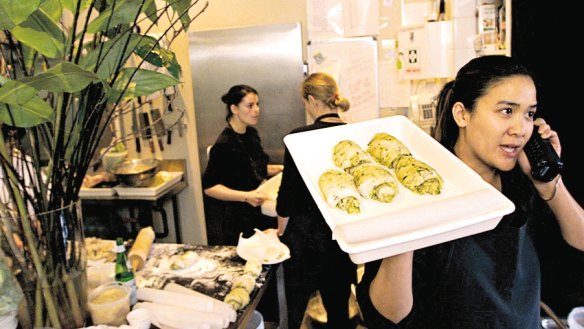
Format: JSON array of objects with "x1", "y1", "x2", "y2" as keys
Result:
[{"x1": 0, "y1": 1, "x2": 208, "y2": 328}]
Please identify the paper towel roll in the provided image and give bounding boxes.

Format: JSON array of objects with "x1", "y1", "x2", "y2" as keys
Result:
[
  {"x1": 163, "y1": 283, "x2": 236, "y2": 321},
  {"x1": 128, "y1": 226, "x2": 155, "y2": 271},
  {"x1": 135, "y1": 302, "x2": 225, "y2": 329}
]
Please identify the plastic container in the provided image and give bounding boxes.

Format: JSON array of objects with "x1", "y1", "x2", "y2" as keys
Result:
[{"x1": 88, "y1": 282, "x2": 131, "y2": 326}]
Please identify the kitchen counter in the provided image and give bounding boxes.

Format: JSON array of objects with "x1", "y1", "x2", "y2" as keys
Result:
[{"x1": 135, "y1": 243, "x2": 285, "y2": 329}]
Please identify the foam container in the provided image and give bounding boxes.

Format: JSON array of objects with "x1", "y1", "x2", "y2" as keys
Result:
[{"x1": 284, "y1": 115, "x2": 515, "y2": 264}]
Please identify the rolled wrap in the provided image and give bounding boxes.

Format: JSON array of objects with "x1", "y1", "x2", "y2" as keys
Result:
[
  {"x1": 367, "y1": 132, "x2": 411, "y2": 168},
  {"x1": 318, "y1": 169, "x2": 361, "y2": 214},
  {"x1": 394, "y1": 155, "x2": 443, "y2": 195},
  {"x1": 128, "y1": 226, "x2": 155, "y2": 271},
  {"x1": 351, "y1": 163, "x2": 399, "y2": 203},
  {"x1": 332, "y1": 140, "x2": 373, "y2": 172}
]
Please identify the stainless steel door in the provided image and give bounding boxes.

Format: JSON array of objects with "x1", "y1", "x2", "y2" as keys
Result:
[{"x1": 188, "y1": 23, "x2": 305, "y2": 172}]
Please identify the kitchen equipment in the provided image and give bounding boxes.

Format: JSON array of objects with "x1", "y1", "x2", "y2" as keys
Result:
[{"x1": 111, "y1": 158, "x2": 160, "y2": 187}]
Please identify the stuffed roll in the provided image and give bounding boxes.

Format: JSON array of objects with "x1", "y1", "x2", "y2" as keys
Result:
[
  {"x1": 367, "y1": 133, "x2": 411, "y2": 168},
  {"x1": 318, "y1": 169, "x2": 361, "y2": 214},
  {"x1": 394, "y1": 155, "x2": 443, "y2": 195},
  {"x1": 351, "y1": 163, "x2": 399, "y2": 203},
  {"x1": 332, "y1": 140, "x2": 372, "y2": 172}
]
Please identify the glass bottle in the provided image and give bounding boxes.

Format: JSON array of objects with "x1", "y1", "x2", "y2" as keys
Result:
[{"x1": 115, "y1": 237, "x2": 137, "y2": 305}]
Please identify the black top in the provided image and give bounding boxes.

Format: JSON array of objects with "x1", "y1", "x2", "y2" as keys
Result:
[
  {"x1": 203, "y1": 125, "x2": 268, "y2": 191},
  {"x1": 276, "y1": 113, "x2": 345, "y2": 218},
  {"x1": 357, "y1": 167, "x2": 543, "y2": 329},
  {"x1": 275, "y1": 113, "x2": 357, "y2": 329},
  {"x1": 202, "y1": 126, "x2": 273, "y2": 245}
]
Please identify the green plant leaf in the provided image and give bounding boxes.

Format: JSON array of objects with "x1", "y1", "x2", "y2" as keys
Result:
[
  {"x1": 109, "y1": 68, "x2": 180, "y2": 102},
  {"x1": 11, "y1": 8, "x2": 65, "y2": 58},
  {"x1": 40, "y1": 0, "x2": 63, "y2": 22},
  {"x1": 167, "y1": 0, "x2": 191, "y2": 32},
  {"x1": 80, "y1": 33, "x2": 147, "y2": 80},
  {"x1": 86, "y1": 0, "x2": 142, "y2": 34},
  {"x1": 0, "y1": 80, "x2": 53, "y2": 127},
  {"x1": 142, "y1": 0, "x2": 159, "y2": 24},
  {"x1": 134, "y1": 36, "x2": 182, "y2": 80},
  {"x1": 166, "y1": 0, "x2": 193, "y2": 32},
  {"x1": 62, "y1": 0, "x2": 92, "y2": 12},
  {"x1": 0, "y1": 0, "x2": 41, "y2": 29},
  {"x1": 21, "y1": 62, "x2": 101, "y2": 93}
]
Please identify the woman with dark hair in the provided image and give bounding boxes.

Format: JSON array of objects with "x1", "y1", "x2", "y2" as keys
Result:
[
  {"x1": 275, "y1": 72, "x2": 357, "y2": 329},
  {"x1": 202, "y1": 84, "x2": 283, "y2": 245},
  {"x1": 357, "y1": 55, "x2": 584, "y2": 328}
]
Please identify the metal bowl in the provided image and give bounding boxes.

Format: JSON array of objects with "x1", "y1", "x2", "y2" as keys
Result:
[{"x1": 111, "y1": 159, "x2": 160, "y2": 187}]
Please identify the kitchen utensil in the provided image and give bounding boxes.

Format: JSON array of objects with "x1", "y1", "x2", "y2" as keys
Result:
[
  {"x1": 149, "y1": 102, "x2": 166, "y2": 151},
  {"x1": 131, "y1": 100, "x2": 141, "y2": 153},
  {"x1": 141, "y1": 112, "x2": 155, "y2": 153},
  {"x1": 111, "y1": 158, "x2": 160, "y2": 187}
]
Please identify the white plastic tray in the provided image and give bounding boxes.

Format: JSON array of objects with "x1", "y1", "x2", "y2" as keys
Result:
[{"x1": 283, "y1": 115, "x2": 515, "y2": 263}]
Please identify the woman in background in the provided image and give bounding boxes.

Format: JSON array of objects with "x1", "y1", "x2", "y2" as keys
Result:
[
  {"x1": 203, "y1": 84, "x2": 283, "y2": 246},
  {"x1": 357, "y1": 55, "x2": 584, "y2": 328},
  {"x1": 275, "y1": 72, "x2": 358, "y2": 329}
]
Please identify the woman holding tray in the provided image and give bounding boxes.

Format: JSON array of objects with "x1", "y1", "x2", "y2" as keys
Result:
[
  {"x1": 274, "y1": 72, "x2": 358, "y2": 329},
  {"x1": 357, "y1": 55, "x2": 584, "y2": 328}
]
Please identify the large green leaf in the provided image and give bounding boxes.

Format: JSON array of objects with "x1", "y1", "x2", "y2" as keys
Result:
[
  {"x1": 40, "y1": 0, "x2": 62, "y2": 22},
  {"x1": 80, "y1": 33, "x2": 152, "y2": 80},
  {"x1": 0, "y1": 0, "x2": 41, "y2": 30},
  {"x1": 134, "y1": 36, "x2": 181, "y2": 80},
  {"x1": 0, "y1": 80, "x2": 53, "y2": 127},
  {"x1": 109, "y1": 68, "x2": 179, "y2": 102},
  {"x1": 166, "y1": 0, "x2": 193, "y2": 32},
  {"x1": 21, "y1": 62, "x2": 101, "y2": 93},
  {"x1": 11, "y1": 8, "x2": 65, "y2": 58},
  {"x1": 86, "y1": 0, "x2": 142, "y2": 34},
  {"x1": 142, "y1": 0, "x2": 158, "y2": 24}
]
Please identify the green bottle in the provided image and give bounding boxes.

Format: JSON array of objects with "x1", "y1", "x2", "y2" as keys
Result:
[{"x1": 115, "y1": 237, "x2": 137, "y2": 305}]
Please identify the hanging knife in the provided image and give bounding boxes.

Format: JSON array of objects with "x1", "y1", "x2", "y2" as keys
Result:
[
  {"x1": 141, "y1": 111, "x2": 155, "y2": 153},
  {"x1": 148, "y1": 101, "x2": 165, "y2": 151},
  {"x1": 131, "y1": 100, "x2": 141, "y2": 153}
]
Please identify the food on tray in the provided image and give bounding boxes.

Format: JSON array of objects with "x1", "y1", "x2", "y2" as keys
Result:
[
  {"x1": 318, "y1": 169, "x2": 361, "y2": 214},
  {"x1": 231, "y1": 273, "x2": 256, "y2": 294},
  {"x1": 367, "y1": 133, "x2": 412, "y2": 168},
  {"x1": 85, "y1": 237, "x2": 116, "y2": 262},
  {"x1": 394, "y1": 155, "x2": 443, "y2": 195},
  {"x1": 169, "y1": 250, "x2": 199, "y2": 270},
  {"x1": 351, "y1": 163, "x2": 399, "y2": 203},
  {"x1": 332, "y1": 140, "x2": 373, "y2": 172},
  {"x1": 243, "y1": 258, "x2": 262, "y2": 279},
  {"x1": 224, "y1": 287, "x2": 250, "y2": 310}
]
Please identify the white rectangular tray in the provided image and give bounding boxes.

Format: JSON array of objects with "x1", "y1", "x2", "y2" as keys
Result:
[
  {"x1": 114, "y1": 171, "x2": 183, "y2": 197},
  {"x1": 283, "y1": 115, "x2": 515, "y2": 263}
]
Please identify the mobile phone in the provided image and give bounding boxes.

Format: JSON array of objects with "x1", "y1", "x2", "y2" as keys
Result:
[{"x1": 524, "y1": 132, "x2": 563, "y2": 182}]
